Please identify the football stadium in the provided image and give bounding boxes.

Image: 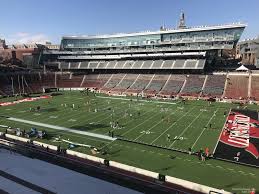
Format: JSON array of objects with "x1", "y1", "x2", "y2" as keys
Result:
[{"x1": 0, "y1": 5, "x2": 259, "y2": 194}]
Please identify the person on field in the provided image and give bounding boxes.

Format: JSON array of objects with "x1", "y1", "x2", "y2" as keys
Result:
[
  {"x1": 188, "y1": 147, "x2": 192, "y2": 155},
  {"x1": 250, "y1": 188, "x2": 256, "y2": 194},
  {"x1": 205, "y1": 147, "x2": 210, "y2": 157},
  {"x1": 199, "y1": 148, "x2": 204, "y2": 161},
  {"x1": 167, "y1": 134, "x2": 171, "y2": 142},
  {"x1": 234, "y1": 152, "x2": 241, "y2": 162},
  {"x1": 201, "y1": 152, "x2": 206, "y2": 161},
  {"x1": 111, "y1": 131, "x2": 114, "y2": 138},
  {"x1": 224, "y1": 111, "x2": 227, "y2": 117}
]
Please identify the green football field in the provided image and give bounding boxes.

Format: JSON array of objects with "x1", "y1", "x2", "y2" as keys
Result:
[{"x1": 0, "y1": 91, "x2": 258, "y2": 192}]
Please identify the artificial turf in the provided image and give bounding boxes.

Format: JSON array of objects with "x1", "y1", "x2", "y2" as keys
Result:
[{"x1": 0, "y1": 91, "x2": 258, "y2": 192}]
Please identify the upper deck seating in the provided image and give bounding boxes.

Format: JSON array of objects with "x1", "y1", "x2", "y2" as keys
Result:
[
  {"x1": 141, "y1": 60, "x2": 153, "y2": 69},
  {"x1": 152, "y1": 60, "x2": 163, "y2": 69},
  {"x1": 114, "y1": 61, "x2": 126, "y2": 69},
  {"x1": 88, "y1": 61, "x2": 99, "y2": 69},
  {"x1": 70, "y1": 62, "x2": 79, "y2": 69},
  {"x1": 185, "y1": 60, "x2": 198, "y2": 69},
  {"x1": 80, "y1": 61, "x2": 90, "y2": 69},
  {"x1": 132, "y1": 61, "x2": 144, "y2": 69},
  {"x1": 123, "y1": 61, "x2": 134, "y2": 69},
  {"x1": 60, "y1": 62, "x2": 69, "y2": 69},
  {"x1": 106, "y1": 61, "x2": 117, "y2": 69},
  {"x1": 97, "y1": 61, "x2": 109, "y2": 69},
  {"x1": 174, "y1": 60, "x2": 185, "y2": 69},
  {"x1": 161, "y1": 60, "x2": 174, "y2": 69}
]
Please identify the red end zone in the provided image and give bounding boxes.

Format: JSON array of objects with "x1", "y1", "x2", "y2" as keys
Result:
[
  {"x1": 0, "y1": 96, "x2": 51, "y2": 107},
  {"x1": 214, "y1": 109, "x2": 259, "y2": 167}
]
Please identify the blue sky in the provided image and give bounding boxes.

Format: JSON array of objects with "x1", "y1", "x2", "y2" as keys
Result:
[{"x1": 0, "y1": 0, "x2": 258, "y2": 44}]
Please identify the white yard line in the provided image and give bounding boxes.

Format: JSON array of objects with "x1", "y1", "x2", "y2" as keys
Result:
[
  {"x1": 96, "y1": 95, "x2": 177, "y2": 105},
  {"x1": 169, "y1": 111, "x2": 204, "y2": 148},
  {"x1": 133, "y1": 108, "x2": 180, "y2": 141},
  {"x1": 106, "y1": 105, "x2": 159, "y2": 134},
  {"x1": 7, "y1": 117, "x2": 117, "y2": 141},
  {"x1": 121, "y1": 111, "x2": 162, "y2": 136},
  {"x1": 43, "y1": 97, "x2": 115, "y2": 124},
  {"x1": 43, "y1": 98, "x2": 120, "y2": 129},
  {"x1": 212, "y1": 109, "x2": 231, "y2": 154},
  {"x1": 4, "y1": 120, "x2": 109, "y2": 144},
  {"x1": 150, "y1": 106, "x2": 196, "y2": 144},
  {"x1": 191, "y1": 108, "x2": 219, "y2": 149}
]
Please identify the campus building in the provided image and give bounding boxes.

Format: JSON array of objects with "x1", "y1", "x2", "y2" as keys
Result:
[{"x1": 236, "y1": 37, "x2": 259, "y2": 66}]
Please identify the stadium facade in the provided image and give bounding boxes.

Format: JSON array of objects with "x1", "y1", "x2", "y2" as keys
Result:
[{"x1": 42, "y1": 13, "x2": 246, "y2": 71}]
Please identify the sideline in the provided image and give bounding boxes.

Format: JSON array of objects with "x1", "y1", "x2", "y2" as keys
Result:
[
  {"x1": 7, "y1": 117, "x2": 117, "y2": 141},
  {"x1": 96, "y1": 95, "x2": 177, "y2": 105}
]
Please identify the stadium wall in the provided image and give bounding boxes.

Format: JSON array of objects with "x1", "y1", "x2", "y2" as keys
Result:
[{"x1": 0, "y1": 132, "x2": 231, "y2": 194}]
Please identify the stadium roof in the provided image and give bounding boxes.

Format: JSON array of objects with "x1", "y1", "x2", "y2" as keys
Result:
[
  {"x1": 62, "y1": 23, "x2": 246, "y2": 40},
  {"x1": 236, "y1": 65, "x2": 249, "y2": 71}
]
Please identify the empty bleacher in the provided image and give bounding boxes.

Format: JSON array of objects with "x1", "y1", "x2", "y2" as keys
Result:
[
  {"x1": 144, "y1": 75, "x2": 168, "y2": 95},
  {"x1": 161, "y1": 60, "x2": 174, "y2": 69},
  {"x1": 126, "y1": 74, "x2": 154, "y2": 94},
  {"x1": 80, "y1": 61, "x2": 90, "y2": 69},
  {"x1": 100, "y1": 74, "x2": 125, "y2": 92},
  {"x1": 251, "y1": 76, "x2": 259, "y2": 100},
  {"x1": 202, "y1": 75, "x2": 226, "y2": 97},
  {"x1": 132, "y1": 61, "x2": 144, "y2": 69},
  {"x1": 97, "y1": 61, "x2": 109, "y2": 69},
  {"x1": 159, "y1": 75, "x2": 185, "y2": 96},
  {"x1": 151, "y1": 60, "x2": 163, "y2": 69},
  {"x1": 174, "y1": 60, "x2": 185, "y2": 69},
  {"x1": 88, "y1": 61, "x2": 99, "y2": 69},
  {"x1": 123, "y1": 61, "x2": 135, "y2": 69},
  {"x1": 70, "y1": 62, "x2": 79, "y2": 69},
  {"x1": 181, "y1": 75, "x2": 206, "y2": 97},
  {"x1": 59, "y1": 59, "x2": 206, "y2": 70},
  {"x1": 141, "y1": 60, "x2": 153, "y2": 69},
  {"x1": 114, "y1": 61, "x2": 126, "y2": 69},
  {"x1": 23, "y1": 73, "x2": 42, "y2": 93},
  {"x1": 224, "y1": 75, "x2": 249, "y2": 99},
  {"x1": 60, "y1": 62, "x2": 69, "y2": 69},
  {"x1": 185, "y1": 60, "x2": 198, "y2": 69},
  {"x1": 81, "y1": 74, "x2": 112, "y2": 88},
  {"x1": 41, "y1": 73, "x2": 56, "y2": 88},
  {"x1": 56, "y1": 74, "x2": 75, "y2": 88},
  {"x1": 111, "y1": 74, "x2": 139, "y2": 93},
  {"x1": 106, "y1": 61, "x2": 117, "y2": 69},
  {"x1": 0, "y1": 75, "x2": 14, "y2": 96}
]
